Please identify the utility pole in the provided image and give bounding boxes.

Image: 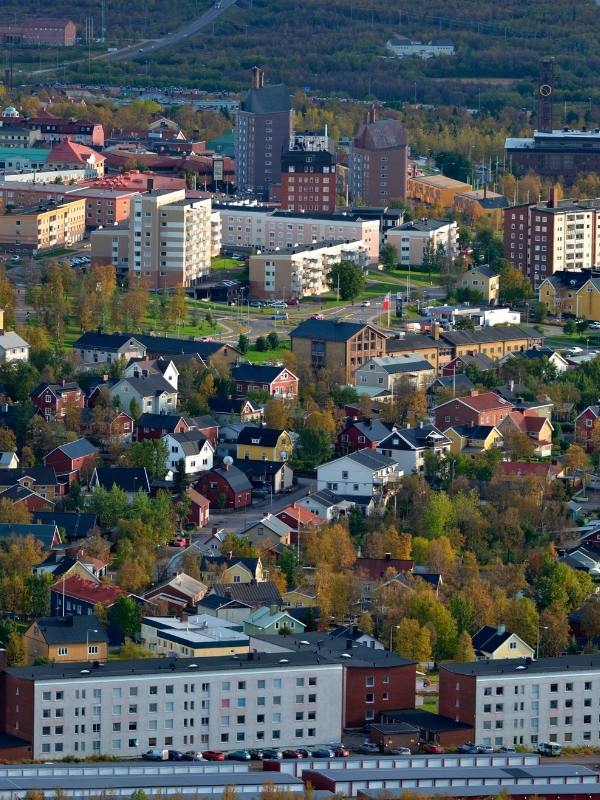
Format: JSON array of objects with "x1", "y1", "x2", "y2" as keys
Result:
[{"x1": 100, "y1": 0, "x2": 107, "y2": 42}]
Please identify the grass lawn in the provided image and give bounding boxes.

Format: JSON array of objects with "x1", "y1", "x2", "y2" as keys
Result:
[
  {"x1": 384, "y1": 268, "x2": 442, "y2": 287},
  {"x1": 245, "y1": 341, "x2": 291, "y2": 363},
  {"x1": 211, "y1": 256, "x2": 244, "y2": 271},
  {"x1": 420, "y1": 697, "x2": 439, "y2": 714},
  {"x1": 545, "y1": 331, "x2": 600, "y2": 350}
]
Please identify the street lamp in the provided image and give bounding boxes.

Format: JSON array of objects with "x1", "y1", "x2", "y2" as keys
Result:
[
  {"x1": 86, "y1": 628, "x2": 98, "y2": 658},
  {"x1": 536, "y1": 625, "x2": 548, "y2": 660},
  {"x1": 389, "y1": 624, "x2": 400, "y2": 652}
]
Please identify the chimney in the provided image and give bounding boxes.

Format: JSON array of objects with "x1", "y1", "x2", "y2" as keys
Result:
[
  {"x1": 469, "y1": 389, "x2": 479, "y2": 397},
  {"x1": 180, "y1": 610, "x2": 188, "y2": 623},
  {"x1": 384, "y1": 552, "x2": 391, "y2": 561},
  {"x1": 251, "y1": 66, "x2": 264, "y2": 89},
  {"x1": 227, "y1": 550, "x2": 233, "y2": 560},
  {"x1": 212, "y1": 525, "x2": 219, "y2": 536},
  {"x1": 497, "y1": 623, "x2": 506, "y2": 635},
  {"x1": 366, "y1": 104, "x2": 376, "y2": 124},
  {"x1": 147, "y1": 177, "x2": 154, "y2": 193},
  {"x1": 548, "y1": 185, "x2": 559, "y2": 209},
  {"x1": 419, "y1": 421, "x2": 423, "y2": 428},
  {"x1": 483, "y1": 183, "x2": 488, "y2": 199},
  {"x1": 432, "y1": 322, "x2": 440, "y2": 340},
  {"x1": 510, "y1": 379, "x2": 514, "y2": 393}
]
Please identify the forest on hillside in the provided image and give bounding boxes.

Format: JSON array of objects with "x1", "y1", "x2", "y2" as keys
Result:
[{"x1": 7, "y1": 0, "x2": 600, "y2": 114}]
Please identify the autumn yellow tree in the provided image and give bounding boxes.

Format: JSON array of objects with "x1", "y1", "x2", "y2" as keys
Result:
[
  {"x1": 393, "y1": 618, "x2": 432, "y2": 662},
  {"x1": 453, "y1": 629, "x2": 476, "y2": 662},
  {"x1": 264, "y1": 398, "x2": 294, "y2": 431}
]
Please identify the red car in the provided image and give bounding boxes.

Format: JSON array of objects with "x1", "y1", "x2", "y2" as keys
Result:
[
  {"x1": 285, "y1": 298, "x2": 300, "y2": 306},
  {"x1": 334, "y1": 745, "x2": 350, "y2": 757},
  {"x1": 419, "y1": 742, "x2": 444, "y2": 754},
  {"x1": 203, "y1": 750, "x2": 225, "y2": 761},
  {"x1": 282, "y1": 749, "x2": 303, "y2": 759}
]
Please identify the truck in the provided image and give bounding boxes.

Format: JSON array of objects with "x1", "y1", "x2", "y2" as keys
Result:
[{"x1": 537, "y1": 742, "x2": 562, "y2": 757}]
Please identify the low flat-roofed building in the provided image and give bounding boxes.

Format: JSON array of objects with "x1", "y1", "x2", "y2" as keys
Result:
[{"x1": 140, "y1": 614, "x2": 250, "y2": 657}]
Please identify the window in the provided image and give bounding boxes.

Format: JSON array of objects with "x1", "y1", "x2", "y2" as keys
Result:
[{"x1": 550, "y1": 684, "x2": 558, "y2": 692}]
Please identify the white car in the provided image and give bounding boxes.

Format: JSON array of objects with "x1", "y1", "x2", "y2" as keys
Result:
[
  {"x1": 360, "y1": 300, "x2": 371, "y2": 307},
  {"x1": 589, "y1": 321, "x2": 600, "y2": 330}
]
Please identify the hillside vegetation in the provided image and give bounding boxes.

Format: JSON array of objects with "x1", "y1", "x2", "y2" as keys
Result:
[{"x1": 9, "y1": 0, "x2": 600, "y2": 112}]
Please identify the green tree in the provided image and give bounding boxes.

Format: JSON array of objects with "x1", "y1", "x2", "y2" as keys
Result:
[
  {"x1": 129, "y1": 397, "x2": 141, "y2": 421},
  {"x1": 125, "y1": 439, "x2": 168, "y2": 481},
  {"x1": 109, "y1": 596, "x2": 141, "y2": 639},
  {"x1": 499, "y1": 266, "x2": 532, "y2": 303},
  {"x1": 421, "y1": 491, "x2": 455, "y2": 539},
  {"x1": 563, "y1": 319, "x2": 576, "y2": 335},
  {"x1": 328, "y1": 260, "x2": 366, "y2": 302},
  {"x1": 298, "y1": 427, "x2": 331, "y2": 470},
  {"x1": 267, "y1": 331, "x2": 280, "y2": 350},
  {"x1": 238, "y1": 334, "x2": 249, "y2": 354},
  {"x1": 453, "y1": 630, "x2": 476, "y2": 662},
  {"x1": 436, "y1": 150, "x2": 473, "y2": 183},
  {"x1": 380, "y1": 243, "x2": 398, "y2": 271},
  {"x1": 5, "y1": 633, "x2": 25, "y2": 666},
  {"x1": 255, "y1": 336, "x2": 267, "y2": 352},
  {"x1": 89, "y1": 485, "x2": 129, "y2": 529}
]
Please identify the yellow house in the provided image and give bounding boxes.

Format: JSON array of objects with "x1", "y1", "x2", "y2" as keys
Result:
[
  {"x1": 445, "y1": 424, "x2": 503, "y2": 456},
  {"x1": 221, "y1": 557, "x2": 264, "y2": 584},
  {"x1": 457, "y1": 264, "x2": 500, "y2": 304},
  {"x1": 472, "y1": 624, "x2": 534, "y2": 660},
  {"x1": 236, "y1": 428, "x2": 293, "y2": 463},
  {"x1": 24, "y1": 615, "x2": 108, "y2": 664},
  {"x1": 282, "y1": 588, "x2": 317, "y2": 609},
  {"x1": 539, "y1": 272, "x2": 600, "y2": 320}
]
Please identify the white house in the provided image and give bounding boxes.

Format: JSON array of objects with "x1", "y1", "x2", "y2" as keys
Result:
[
  {"x1": 296, "y1": 488, "x2": 356, "y2": 522},
  {"x1": 386, "y1": 35, "x2": 455, "y2": 59},
  {"x1": 377, "y1": 423, "x2": 451, "y2": 475},
  {"x1": 163, "y1": 431, "x2": 214, "y2": 476},
  {"x1": 317, "y1": 449, "x2": 402, "y2": 509},
  {"x1": 0, "y1": 331, "x2": 29, "y2": 363},
  {"x1": 354, "y1": 354, "x2": 435, "y2": 393},
  {"x1": 123, "y1": 357, "x2": 179, "y2": 391},
  {"x1": 110, "y1": 375, "x2": 178, "y2": 415}
]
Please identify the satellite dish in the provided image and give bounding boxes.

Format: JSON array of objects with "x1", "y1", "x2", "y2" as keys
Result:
[{"x1": 223, "y1": 456, "x2": 234, "y2": 466}]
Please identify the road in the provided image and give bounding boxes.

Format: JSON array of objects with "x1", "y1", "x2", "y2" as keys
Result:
[
  {"x1": 194, "y1": 477, "x2": 317, "y2": 536},
  {"x1": 28, "y1": 0, "x2": 239, "y2": 77}
]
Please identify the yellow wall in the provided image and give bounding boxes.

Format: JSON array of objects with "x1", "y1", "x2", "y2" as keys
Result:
[
  {"x1": 221, "y1": 563, "x2": 254, "y2": 584},
  {"x1": 283, "y1": 590, "x2": 316, "y2": 608},
  {"x1": 236, "y1": 432, "x2": 293, "y2": 463},
  {"x1": 489, "y1": 637, "x2": 533, "y2": 659},
  {"x1": 539, "y1": 280, "x2": 600, "y2": 320},
  {"x1": 24, "y1": 623, "x2": 108, "y2": 664}
]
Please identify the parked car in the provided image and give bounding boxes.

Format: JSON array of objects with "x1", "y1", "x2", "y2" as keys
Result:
[
  {"x1": 312, "y1": 313, "x2": 324, "y2": 320},
  {"x1": 589, "y1": 321, "x2": 600, "y2": 330},
  {"x1": 419, "y1": 742, "x2": 444, "y2": 754},
  {"x1": 249, "y1": 300, "x2": 263, "y2": 308},
  {"x1": 271, "y1": 302, "x2": 288, "y2": 309},
  {"x1": 262, "y1": 748, "x2": 283, "y2": 760},
  {"x1": 248, "y1": 748, "x2": 264, "y2": 760},
  {"x1": 182, "y1": 751, "x2": 204, "y2": 761},
  {"x1": 334, "y1": 745, "x2": 350, "y2": 757},
  {"x1": 168, "y1": 750, "x2": 184, "y2": 761},
  {"x1": 203, "y1": 750, "x2": 225, "y2": 761},
  {"x1": 282, "y1": 749, "x2": 304, "y2": 759},
  {"x1": 285, "y1": 298, "x2": 300, "y2": 306},
  {"x1": 228, "y1": 749, "x2": 251, "y2": 761},
  {"x1": 271, "y1": 312, "x2": 289, "y2": 320},
  {"x1": 295, "y1": 748, "x2": 311, "y2": 758},
  {"x1": 387, "y1": 747, "x2": 411, "y2": 755},
  {"x1": 457, "y1": 743, "x2": 479, "y2": 754},
  {"x1": 476, "y1": 744, "x2": 493, "y2": 754},
  {"x1": 360, "y1": 300, "x2": 371, "y2": 307},
  {"x1": 497, "y1": 745, "x2": 516, "y2": 753},
  {"x1": 311, "y1": 747, "x2": 335, "y2": 758},
  {"x1": 358, "y1": 743, "x2": 380, "y2": 754},
  {"x1": 142, "y1": 748, "x2": 168, "y2": 761}
]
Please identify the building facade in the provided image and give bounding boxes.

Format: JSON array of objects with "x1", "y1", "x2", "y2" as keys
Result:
[
  {"x1": 387, "y1": 219, "x2": 458, "y2": 267},
  {"x1": 2, "y1": 653, "x2": 344, "y2": 758},
  {"x1": 349, "y1": 108, "x2": 408, "y2": 205},
  {"x1": 280, "y1": 133, "x2": 336, "y2": 214},
  {"x1": 407, "y1": 175, "x2": 472, "y2": 207},
  {"x1": 0, "y1": 199, "x2": 85, "y2": 253},
  {"x1": 235, "y1": 68, "x2": 293, "y2": 198}
]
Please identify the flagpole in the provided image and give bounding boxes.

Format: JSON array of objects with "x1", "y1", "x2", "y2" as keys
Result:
[{"x1": 387, "y1": 292, "x2": 391, "y2": 328}]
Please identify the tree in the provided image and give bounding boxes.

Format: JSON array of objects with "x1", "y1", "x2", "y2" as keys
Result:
[
  {"x1": 503, "y1": 429, "x2": 535, "y2": 460},
  {"x1": 421, "y1": 492, "x2": 455, "y2": 539},
  {"x1": 499, "y1": 266, "x2": 532, "y2": 303},
  {"x1": 119, "y1": 638, "x2": 153, "y2": 659},
  {"x1": 109, "y1": 596, "x2": 141, "y2": 640},
  {"x1": 328, "y1": 260, "x2": 366, "y2": 302},
  {"x1": 453, "y1": 630, "x2": 476, "y2": 662},
  {"x1": 563, "y1": 319, "x2": 576, "y2": 335},
  {"x1": 267, "y1": 331, "x2": 280, "y2": 350},
  {"x1": 5, "y1": 633, "x2": 25, "y2": 666},
  {"x1": 539, "y1": 601, "x2": 570, "y2": 657},
  {"x1": 256, "y1": 336, "x2": 268, "y2": 352},
  {"x1": 563, "y1": 443, "x2": 588, "y2": 474},
  {"x1": 581, "y1": 596, "x2": 600, "y2": 643},
  {"x1": 117, "y1": 556, "x2": 152, "y2": 594},
  {"x1": 379, "y1": 378, "x2": 427, "y2": 427},
  {"x1": 264, "y1": 398, "x2": 294, "y2": 430},
  {"x1": 380, "y1": 243, "x2": 398, "y2": 271},
  {"x1": 238, "y1": 334, "x2": 249, "y2": 354},
  {"x1": 220, "y1": 533, "x2": 258, "y2": 558},
  {"x1": 125, "y1": 439, "x2": 168, "y2": 481},
  {"x1": 436, "y1": 150, "x2": 473, "y2": 183},
  {"x1": 298, "y1": 427, "x2": 331, "y2": 469},
  {"x1": 393, "y1": 618, "x2": 432, "y2": 662},
  {"x1": 129, "y1": 397, "x2": 141, "y2": 421}
]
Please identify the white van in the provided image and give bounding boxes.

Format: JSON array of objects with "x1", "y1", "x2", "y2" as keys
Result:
[{"x1": 537, "y1": 742, "x2": 562, "y2": 757}]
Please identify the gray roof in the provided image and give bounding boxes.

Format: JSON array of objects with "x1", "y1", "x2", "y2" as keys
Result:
[
  {"x1": 441, "y1": 325, "x2": 543, "y2": 346},
  {"x1": 429, "y1": 374, "x2": 475, "y2": 393},
  {"x1": 52, "y1": 437, "x2": 96, "y2": 460},
  {"x1": 397, "y1": 218, "x2": 451, "y2": 232},
  {"x1": 208, "y1": 465, "x2": 253, "y2": 493},
  {"x1": 291, "y1": 318, "x2": 379, "y2": 343},
  {"x1": 379, "y1": 425, "x2": 450, "y2": 451},
  {"x1": 346, "y1": 448, "x2": 398, "y2": 469},
  {"x1": 30, "y1": 615, "x2": 108, "y2": 645},
  {"x1": 241, "y1": 83, "x2": 292, "y2": 114},
  {"x1": 361, "y1": 354, "x2": 434, "y2": 374},
  {"x1": 73, "y1": 332, "x2": 145, "y2": 353},
  {"x1": 0, "y1": 332, "x2": 29, "y2": 350},
  {"x1": 354, "y1": 118, "x2": 407, "y2": 150},
  {"x1": 92, "y1": 467, "x2": 151, "y2": 493},
  {"x1": 210, "y1": 581, "x2": 282, "y2": 608},
  {"x1": 441, "y1": 652, "x2": 600, "y2": 677},
  {"x1": 117, "y1": 374, "x2": 176, "y2": 396},
  {"x1": 243, "y1": 514, "x2": 291, "y2": 539},
  {"x1": 464, "y1": 263, "x2": 498, "y2": 279},
  {"x1": 169, "y1": 430, "x2": 208, "y2": 456},
  {"x1": 232, "y1": 363, "x2": 291, "y2": 383},
  {"x1": 471, "y1": 624, "x2": 513, "y2": 654},
  {"x1": 300, "y1": 488, "x2": 347, "y2": 508},
  {"x1": 348, "y1": 419, "x2": 393, "y2": 442},
  {"x1": 0, "y1": 523, "x2": 58, "y2": 548},
  {"x1": 237, "y1": 426, "x2": 286, "y2": 447},
  {"x1": 447, "y1": 424, "x2": 498, "y2": 439}
]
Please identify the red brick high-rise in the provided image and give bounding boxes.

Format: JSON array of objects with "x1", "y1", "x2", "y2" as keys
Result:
[{"x1": 349, "y1": 106, "x2": 408, "y2": 205}]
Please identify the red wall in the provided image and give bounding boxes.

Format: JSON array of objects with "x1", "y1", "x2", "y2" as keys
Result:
[
  {"x1": 344, "y1": 663, "x2": 416, "y2": 728},
  {"x1": 438, "y1": 667, "x2": 477, "y2": 728}
]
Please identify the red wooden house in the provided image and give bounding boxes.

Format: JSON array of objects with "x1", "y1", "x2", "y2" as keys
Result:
[
  {"x1": 173, "y1": 486, "x2": 210, "y2": 528},
  {"x1": 434, "y1": 390, "x2": 513, "y2": 430},
  {"x1": 575, "y1": 405, "x2": 600, "y2": 452},
  {"x1": 231, "y1": 364, "x2": 298, "y2": 399},
  {"x1": 0, "y1": 484, "x2": 54, "y2": 513},
  {"x1": 44, "y1": 438, "x2": 97, "y2": 484},
  {"x1": 136, "y1": 412, "x2": 191, "y2": 441},
  {"x1": 337, "y1": 418, "x2": 393, "y2": 455},
  {"x1": 195, "y1": 464, "x2": 253, "y2": 510},
  {"x1": 31, "y1": 381, "x2": 85, "y2": 421}
]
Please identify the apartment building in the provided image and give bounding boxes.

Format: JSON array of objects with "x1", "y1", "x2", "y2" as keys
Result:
[
  {"x1": 280, "y1": 132, "x2": 337, "y2": 214},
  {"x1": 249, "y1": 239, "x2": 369, "y2": 299},
  {"x1": 349, "y1": 107, "x2": 408, "y2": 205},
  {"x1": 440, "y1": 654, "x2": 600, "y2": 749},
  {"x1": 504, "y1": 188, "x2": 600, "y2": 289},
  {"x1": 387, "y1": 218, "x2": 458, "y2": 266},
  {"x1": 91, "y1": 187, "x2": 212, "y2": 289},
  {"x1": 0, "y1": 198, "x2": 85, "y2": 253},
  {"x1": 216, "y1": 204, "x2": 380, "y2": 263},
  {"x1": 235, "y1": 68, "x2": 293, "y2": 198},
  {"x1": 2, "y1": 652, "x2": 343, "y2": 759}
]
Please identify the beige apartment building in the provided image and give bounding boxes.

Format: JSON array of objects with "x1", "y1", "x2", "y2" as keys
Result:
[
  {"x1": 249, "y1": 239, "x2": 369, "y2": 299},
  {"x1": 0, "y1": 198, "x2": 85, "y2": 252},
  {"x1": 91, "y1": 187, "x2": 213, "y2": 289},
  {"x1": 387, "y1": 218, "x2": 458, "y2": 266},
  {"x1": 216, "y1": 204, "x2": 380, "y2": 263},
  {"x1": 407, "y1": 174, "x2": 472, "y2": 207}
]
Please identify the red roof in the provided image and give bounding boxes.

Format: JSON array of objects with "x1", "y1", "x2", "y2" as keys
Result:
[
  {"x1": 52, "y1": 575, "x2": 125, "y2": 605},
  {"x1": 499, "y1": 461, "x2": 558, "y2": 479},
  {"x1": 355, "y1": 557, "x2": 414, "y2": 581},
  {"x1": 458, "y1": 391, "x2": 512, "y2": 413},
  {"x1": 82, "y1": 171, "x2": 186, "y2": 191},
  {"x1": 276, "y1": 503, "x2": 324, "y2": 527},
  {"x1": 47, "y1": 138, "x2": 106, "y2": 165}
]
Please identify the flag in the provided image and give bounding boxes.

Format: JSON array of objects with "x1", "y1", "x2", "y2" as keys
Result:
[{"x1": 382, "y1": 293, "x2": 390, "y2": 311}]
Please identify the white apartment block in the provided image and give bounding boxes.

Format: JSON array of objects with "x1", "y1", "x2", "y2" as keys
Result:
[
  {"x1": 441, "y1": 655, "x2": 600, "y2": 749},
  {"x1": 249, "y1": 239, "x2": 369, "y2": 299},
  {"x1": 387, "y1": 218, "x2": 458, "y2": 267},
  {"x1": 91, "y1": 188, "x2": 212, "y2": 289},
  {"x1": 5, "y1": 654, "x2": 343, "y2": 759},
  {"x1": 216, "y1": 205, "x2": 380, "y2": 263}
]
